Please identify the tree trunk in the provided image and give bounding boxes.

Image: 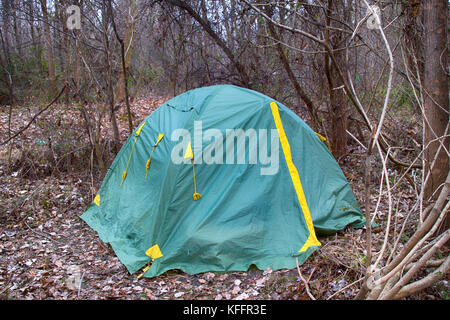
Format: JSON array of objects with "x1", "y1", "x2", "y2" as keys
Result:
[
  {"x1": 40, "y1": 0, "x2": 57, "y2": 96},
  {"x1": 102, "y1": 0, "x2": 120, "y2": 152},
  {"x1": 324, "y1": 0, "x2": 348, "y2": 160},
  {"x1": 0, "y1": 29, "x2": 14, "y2": 105},
  {"x1": 423, "y1": 0, "x2": 449, "y2": 205},
  {"x1": 110, "y1": 0, "x2": 135, "y2": 133},
  {"x1": 27, "y1": 0, "x2": 40, "y2": 64},
  {"x1": 58, "y1": 0, "x2": 70, "y2": 103},
  {"x1": 1, "y1": 0, "x2": 11, "y2": 62},
  {"x1": 11, "y1": 0, "x2": 22, "y2": 57},
  {"x1": 114, "y1": 0, "x2": 137, "y2": 106},
  {"x1": 403, "y1": 0, "x2": 423, "y2": 92}
]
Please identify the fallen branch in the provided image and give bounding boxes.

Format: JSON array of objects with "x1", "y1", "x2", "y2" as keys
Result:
[
  {"x1": 327, "y1": 278, "x2": 364, "y2": 300},
  {"x1": 296, "y1": 258, "x2": 316, "y2": 300},
  {"x1": 78, "y1": 271, "x2": 86, "y2": 297}
]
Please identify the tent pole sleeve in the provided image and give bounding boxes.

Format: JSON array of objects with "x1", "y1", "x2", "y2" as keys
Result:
[{"x1": 269, "y1": 101, "x2": 321, "y2": 252}]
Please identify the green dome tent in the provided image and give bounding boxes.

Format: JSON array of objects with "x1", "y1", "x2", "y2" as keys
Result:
[{"x1": 81, "y1": 84, "x2": 364, "y2": 278}]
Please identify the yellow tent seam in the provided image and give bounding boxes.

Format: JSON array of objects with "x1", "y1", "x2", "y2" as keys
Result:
[{"x1": 269, "y1": 101, "x2": 321, "y2": 252}]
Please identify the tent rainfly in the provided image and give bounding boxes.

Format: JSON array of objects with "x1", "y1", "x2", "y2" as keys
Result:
[{"x1": 81, "y1": 84, "x2": 365, "y2": 278}]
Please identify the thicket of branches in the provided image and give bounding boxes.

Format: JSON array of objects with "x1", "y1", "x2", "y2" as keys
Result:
[{"x1": 0, "y1": 0, "x2": 448, "y2": 300}]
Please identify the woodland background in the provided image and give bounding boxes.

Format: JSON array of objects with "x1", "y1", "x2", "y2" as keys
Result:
[{"x1": 0, "y1": 0, "x2": 448, "y2": 300}]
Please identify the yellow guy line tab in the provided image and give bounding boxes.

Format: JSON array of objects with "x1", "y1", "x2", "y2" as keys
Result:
[
  {"x1": 137, "y1": 244, "x2": 163, "y2": 279},
  {"x1": 145, "y1": 244, "x2": 163, "y2": 259},
  {"x1": 93, "y1": 194, "x2": 100, "y2": 206},
  {"x1": 269, "y1": 101, "x2": 321, "y2": 252},
  {"x1": 135, "y1": 121, "x2": 147, "y2": 136},
  {"x1": 315, "y1": 132, "x2": 331, "y2": 150},
  {"x1": 121, "y1": 121, "x2": 147, "y2": 186},
  {"x1": 145, "y1": 133, "x2": 165, "y2": 179},
  {"x1": 184, "y1": 142, "x2": 201, "y2": 200}
]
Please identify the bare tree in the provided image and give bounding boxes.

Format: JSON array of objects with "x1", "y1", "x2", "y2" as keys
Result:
[
  {"x1": 423, "y1": 0, "x2": 449, "y2": 203},
  {"x1": 164, "y1": 0, "x2": 251, "y2": 88},
  {"x1": 39, "y1": 0, "x2": 57, "y2": 96}
]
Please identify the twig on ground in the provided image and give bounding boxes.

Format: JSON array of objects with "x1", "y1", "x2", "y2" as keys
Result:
[
  {"x1": 327, "y1": 277, "x2": 364, "y2": 300},
  {"x1": 78, "y1": 271, "x2": 86, "y2": 297},
  {"x1": 296, "y1": 258, "x2": 316, "y2": 300}
]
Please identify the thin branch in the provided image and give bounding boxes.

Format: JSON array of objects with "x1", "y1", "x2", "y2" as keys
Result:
[
  {"x1": 327, "y1": 278, "x2": 364, "y2": 300},
  {"x1": 0, "y1": 85, "x2": 66, "y2": 146},
  {"x1": 296, "y1": 258, "x2": 316, "y2": 300}
]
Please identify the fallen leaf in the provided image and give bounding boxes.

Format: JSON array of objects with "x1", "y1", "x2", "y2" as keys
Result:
[
  {"x1": 232, "y1": 285, "x2": 240, "y2": 295},
  {"x1": 205, "y1": 272, "x2": 215, "y2": 280},
  {"x1": 234, "y1": 292, "x2": 249, "y2": 300},
  {"x1": 145, "y1": 288, "x2": 155, "y2": 299},
  {"x1": 102, "y1": 285, "x2": 112, "y2": 292},
  {"x1": 255, "y1": 278, "x2": 266, "y2": 286}
]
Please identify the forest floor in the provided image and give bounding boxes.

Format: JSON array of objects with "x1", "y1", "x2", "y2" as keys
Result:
[{"x1": 0, "y1": 96, "x2": 447, "y2": 300}]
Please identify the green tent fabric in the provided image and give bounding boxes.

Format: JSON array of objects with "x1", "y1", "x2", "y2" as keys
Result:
[{"x1": 81, "y1": 84, "x2": 365, "y2": 278}]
